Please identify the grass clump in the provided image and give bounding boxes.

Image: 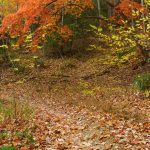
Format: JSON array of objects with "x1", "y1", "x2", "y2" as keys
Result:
[{"x1": 0, "y1": 98, "x2": 34, "y2": 122}]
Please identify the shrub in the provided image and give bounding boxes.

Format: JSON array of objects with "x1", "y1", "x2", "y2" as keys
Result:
[{"x1": 134, "y1": 73, "x2": 150, "y2": 91}]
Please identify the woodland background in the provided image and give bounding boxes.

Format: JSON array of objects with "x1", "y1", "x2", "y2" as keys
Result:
[{"x1": 0, "y1": 0, "x2": 149, "y2": 149}]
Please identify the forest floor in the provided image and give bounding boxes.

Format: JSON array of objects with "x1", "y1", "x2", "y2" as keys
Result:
[{"x1": 0, "y1": 51, "x2": 150, "y2": 149}]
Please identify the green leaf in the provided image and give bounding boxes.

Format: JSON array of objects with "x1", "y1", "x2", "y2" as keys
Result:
[
  {"x1": 145, "y1": 90, "x2": 150, "y2": 98},
  {"x1": 0, "y1": 45, "x2": 8, "y2": 49},
  {"x1": 0, "y1": 146, "x2": 16, "y2": 150},
  {"x1": 12, "y1": 59, "x2": 20, "y2": 62},
  {"x1": 90, "y1": 24, "x2": 98, "y2": 30}
]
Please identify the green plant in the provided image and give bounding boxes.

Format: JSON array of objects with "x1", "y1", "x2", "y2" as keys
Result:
[
  {"x1": 0, "y1": 146, "x2": 16, "y2": 150},
  {"x1": 33, "y1": 56, "x2": 45, "y2": 68},
  {"x1": 134, "y1": 73, "x2": 150, "y2": 91},
  {"x1": 0, "y1": 129, "x2": 35, "y2": 147},
  {"x1": 11, "y1": 58, "x2": 25, "y2": 73}
]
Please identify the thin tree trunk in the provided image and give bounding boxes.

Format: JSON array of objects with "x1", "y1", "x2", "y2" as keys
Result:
[
  {"x1": 61, "y1": 7, "x2": 64, "y2": 26},
  {"x1": 97, "y1": 0, "x2": 101, "y2": 26},
  {"x1": 97, "y1": 0, "x2": 101, "y2": 17}
]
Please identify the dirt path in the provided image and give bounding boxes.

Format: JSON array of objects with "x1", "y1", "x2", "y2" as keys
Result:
[
  {"x1": 0, "y1": 58, "x2": 150, "y2": 149},
  {"x1": 0, "y1": 78, "x2": 150, "y2": 149}
]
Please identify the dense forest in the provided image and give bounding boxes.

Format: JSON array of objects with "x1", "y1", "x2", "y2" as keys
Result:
[{"x1": 0, "y1": 0, "x2": 149, "y2": 149}]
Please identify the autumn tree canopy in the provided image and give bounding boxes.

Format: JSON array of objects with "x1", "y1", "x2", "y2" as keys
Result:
[
  {"x1": 109, "y1": 0, "x2": 145, "y2": 25},
  {"x1": 0, "y1": 0, "x2": 93, "y2": 50}
]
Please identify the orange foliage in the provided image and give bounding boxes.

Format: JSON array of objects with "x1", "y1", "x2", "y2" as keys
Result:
[
  {"x1": 0, "y1": 0, "x2": 93, "y2": 50},
  {"x1": 111, "y1": 0, "x2": 145, "y2": 24}
]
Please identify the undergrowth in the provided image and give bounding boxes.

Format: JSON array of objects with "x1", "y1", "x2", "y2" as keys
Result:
[
  {"x1": 134, "y1": 73, "x2": 150, "y2": 97},
  {"x1": 0, "y1": 98, "x2": 35, "y2": 149},
  {"x1": 0, "y1": 98, "x2": 34, "y2": 122}
]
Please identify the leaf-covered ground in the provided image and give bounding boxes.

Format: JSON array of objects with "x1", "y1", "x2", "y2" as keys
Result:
[
  {"x1": 0, "y1": 55, "x2": 149, "y2": 149},
  {"x1": 0, "y1": 95, "x2": 149, "y2": 149}
]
